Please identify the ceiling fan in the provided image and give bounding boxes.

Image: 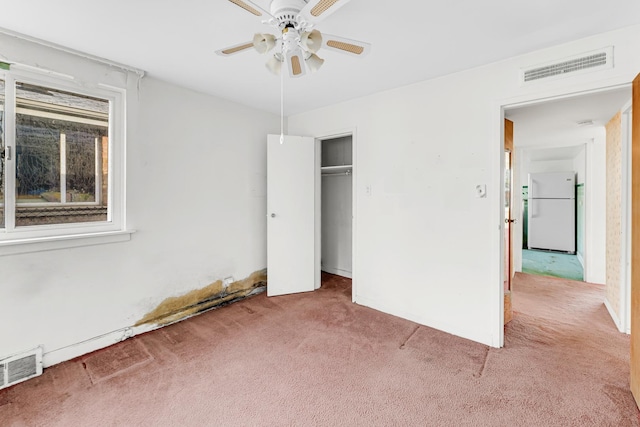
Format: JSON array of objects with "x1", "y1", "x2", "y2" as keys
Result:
[{"x1": 216, "y1": 0, "x2": 371, "y2": 77}]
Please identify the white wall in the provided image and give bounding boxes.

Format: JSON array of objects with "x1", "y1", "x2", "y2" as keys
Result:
[
  {"x1": 288, "y1": 24, "x2": 640, "y2": 346},
  {"x1": 321, "y1": 175, "x2": 353, "y2": 277},
  {"x1": 4, "y1": 24, "x2": 640, "y2": 362},
  {"x1": 521, "y1": 157, "x2": 576, "y2": 184},
  {"x1": 573, "y1": 145, "x2": 587, "y2": 185},
  {"x1": 585, "y1": 132, "x2": 607, "y2": 284},
  {"x1": 0, "y1": 36, "x2": 279, "y2": 365}
]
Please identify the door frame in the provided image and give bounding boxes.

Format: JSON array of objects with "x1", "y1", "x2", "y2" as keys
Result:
[
  {"x1": 494, "y1": 83, "x2": 633, "y2": 347},
  {"x1": 315, "y1": 127, "x2": 358, "y2": 302},
  {"x1": 620, "y1": 99, "x2": 633, "y2": 334}
]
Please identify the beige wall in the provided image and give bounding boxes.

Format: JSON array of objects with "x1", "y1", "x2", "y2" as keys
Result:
[{"x1": 606, "y1": 112, "x2": 622, "y2": 318}]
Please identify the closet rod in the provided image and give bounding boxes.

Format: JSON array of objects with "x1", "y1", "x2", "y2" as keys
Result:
[{"x1": 322, "y1": 171, "x2": 352, "y2": 177}]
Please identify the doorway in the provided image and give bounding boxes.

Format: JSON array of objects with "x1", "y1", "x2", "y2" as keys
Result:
[
  {"x1": 320, "y1": 135, "x2": 354, "y2": 280},
  {"x1": 502, "y1": 86, "x2": 632, "y2": 333}
]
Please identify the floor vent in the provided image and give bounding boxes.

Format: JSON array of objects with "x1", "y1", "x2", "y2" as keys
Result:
[
  {"x1": 1, "y1": 347, "x2": 43, "y2": 390},
  {"x1": 522, "y1": 47, "x2": 613, "y2": 84}
]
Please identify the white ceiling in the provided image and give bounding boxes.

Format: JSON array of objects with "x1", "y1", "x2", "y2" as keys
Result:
[
  {"x1": 525, "y1": 145, "x2": 586, "y2": 162},
  {"x1": 506, "y1": 87, "x2": 631, "y2": 156},
  {"x1": 1, "y1": 0, "x2": 640, "y2": 116}
]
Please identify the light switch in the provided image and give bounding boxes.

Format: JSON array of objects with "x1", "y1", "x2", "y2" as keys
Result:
[{"x1": 476, "y1": 184, "x2": 486, "y2": 198}]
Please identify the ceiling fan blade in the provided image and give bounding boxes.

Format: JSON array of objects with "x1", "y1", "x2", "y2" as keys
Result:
[
  {"x1": 322, "y1": 34, "x2": 371, "y2": 57},
  {"x1": 298, "y1": 0, "x2": 351, "y2": 24},
  {"x1": 286, "y1": 48, "x2": 306, "y2": 78},
  {"x1": 227, "y1": 0, "x2": 275, "y2": 19},
  {"x1": 215, "y1": 41, "x2": 255, "y2": 56}
]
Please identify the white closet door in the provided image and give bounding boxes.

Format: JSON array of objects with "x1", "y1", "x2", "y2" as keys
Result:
[{"x1": 267, "y1": 134, "x2": 320, "y2": 296}]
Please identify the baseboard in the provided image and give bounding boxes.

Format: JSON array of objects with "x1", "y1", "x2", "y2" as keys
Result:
[
  {"x1": 321, "y1": 266, "x2": 352, "y2": 279},
  {"x1": 603, "y1": 298, "x2": 624, "y2": 333},
  {"x1": 42, "y1": 326, "x2": 148, "y2": 368}
]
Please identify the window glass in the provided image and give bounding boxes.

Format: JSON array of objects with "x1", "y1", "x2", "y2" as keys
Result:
[{"x1": 15, "y1": 82, "x2": 109, "y2": 226}]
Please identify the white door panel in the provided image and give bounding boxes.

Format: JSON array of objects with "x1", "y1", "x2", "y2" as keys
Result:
[{"x1": 267, "y1": 134, "x2": 320, "y2": 296}]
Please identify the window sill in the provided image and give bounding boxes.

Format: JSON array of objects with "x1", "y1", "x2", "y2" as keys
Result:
[{"x1": 0, "y1": 230, "x2": 135, "y2": 256}]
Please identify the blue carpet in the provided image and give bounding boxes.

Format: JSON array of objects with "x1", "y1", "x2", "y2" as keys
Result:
[{"x1": 522, "y1": 249, "x2": 584, "y2": 281}]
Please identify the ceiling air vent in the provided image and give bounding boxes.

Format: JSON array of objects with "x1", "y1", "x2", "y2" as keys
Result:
[
  {"x1": 521, "y1": 47, "x2": 613, "y2": 84},
  {"x1": 1, "y1": 347, "x2": 43, "y2": 390}
]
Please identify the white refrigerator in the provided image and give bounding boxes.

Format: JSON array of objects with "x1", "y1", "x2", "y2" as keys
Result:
[{"x1": 527, "y1": 171, "x2": 576, "y2": 253}]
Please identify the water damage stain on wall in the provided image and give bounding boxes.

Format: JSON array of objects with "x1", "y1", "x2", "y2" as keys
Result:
[{"x1": 135, "y1": 269, "x2": 267, "y2": 327}]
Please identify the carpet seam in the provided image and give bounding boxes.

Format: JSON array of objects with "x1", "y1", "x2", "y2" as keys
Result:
[
  {"x1": 475, "y1": 346, "x2": 490, "y2": 378},
  {"x1": 399, "y1": 325, "x2": 420, "y2": 349}
]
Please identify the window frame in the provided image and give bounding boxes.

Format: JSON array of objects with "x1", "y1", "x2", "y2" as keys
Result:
[{"x1": 0, "y1": 67, "x2": 129, "y2": 251}]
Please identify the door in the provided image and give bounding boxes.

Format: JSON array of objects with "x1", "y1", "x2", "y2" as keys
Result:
[
  {"x1": 504, "y1": 119, "x2": 514, "y2": 323},
  {"x1": 631, "y1": 73, "x2": 640, "y2": 410},
  {"x1": 267, "y1": 134, "x2": 320, "y2": 297}
]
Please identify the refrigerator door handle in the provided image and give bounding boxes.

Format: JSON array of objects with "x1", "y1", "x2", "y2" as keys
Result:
[{"x1": 530, "y1": 200, "x2": 537, "y2": 218}]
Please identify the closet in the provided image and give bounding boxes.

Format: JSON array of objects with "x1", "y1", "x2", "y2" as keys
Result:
[{"x1": 321, "y1": 136, "x2": 353, "y2": 278}]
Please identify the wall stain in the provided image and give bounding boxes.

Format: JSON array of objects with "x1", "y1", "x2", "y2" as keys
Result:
[{"x1": 134, "y1": 269, "x2": 267, "y2": 327}]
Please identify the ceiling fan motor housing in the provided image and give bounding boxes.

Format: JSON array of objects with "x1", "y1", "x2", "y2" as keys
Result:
[
  {"x1": 270, "y1": 0, "x2": 307, "y2": 29},
  {"x1": 281, "y1": 27, "x2": 301, "y2": 53}
]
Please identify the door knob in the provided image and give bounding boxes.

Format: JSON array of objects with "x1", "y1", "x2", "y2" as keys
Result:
[{"x1": 270, "y1": 213, "x2": 276, "y2": 218}]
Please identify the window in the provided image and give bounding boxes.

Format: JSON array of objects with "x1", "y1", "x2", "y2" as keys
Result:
[
  {"x1": 14, "y1": 82, "x2": 109, "y2": 226},
  {"x1": 0, "y1": 67, "x2": 128, "y2": 250}
]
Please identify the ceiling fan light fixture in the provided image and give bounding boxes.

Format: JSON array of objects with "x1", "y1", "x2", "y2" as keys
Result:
[
  {"x1": 266, "y1": 53, "x2": 283, "y2": 75},
  {"x1": 305, "y1": 53, "x2": 324, "y2": 73},
  {"x1": 301, "y1": 29, "x2": 323, "y2": 54},
  {"x1": 253, "y1": 33, "x2": 277, "y2": 54},
  {"x1": 219, "y1": 0, "x2": 371, "y2": 77}
]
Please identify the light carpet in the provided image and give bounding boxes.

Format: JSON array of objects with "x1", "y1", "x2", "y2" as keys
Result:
[{"x1": 0, "y1": 272, "x2": 637, "y2": 426}]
